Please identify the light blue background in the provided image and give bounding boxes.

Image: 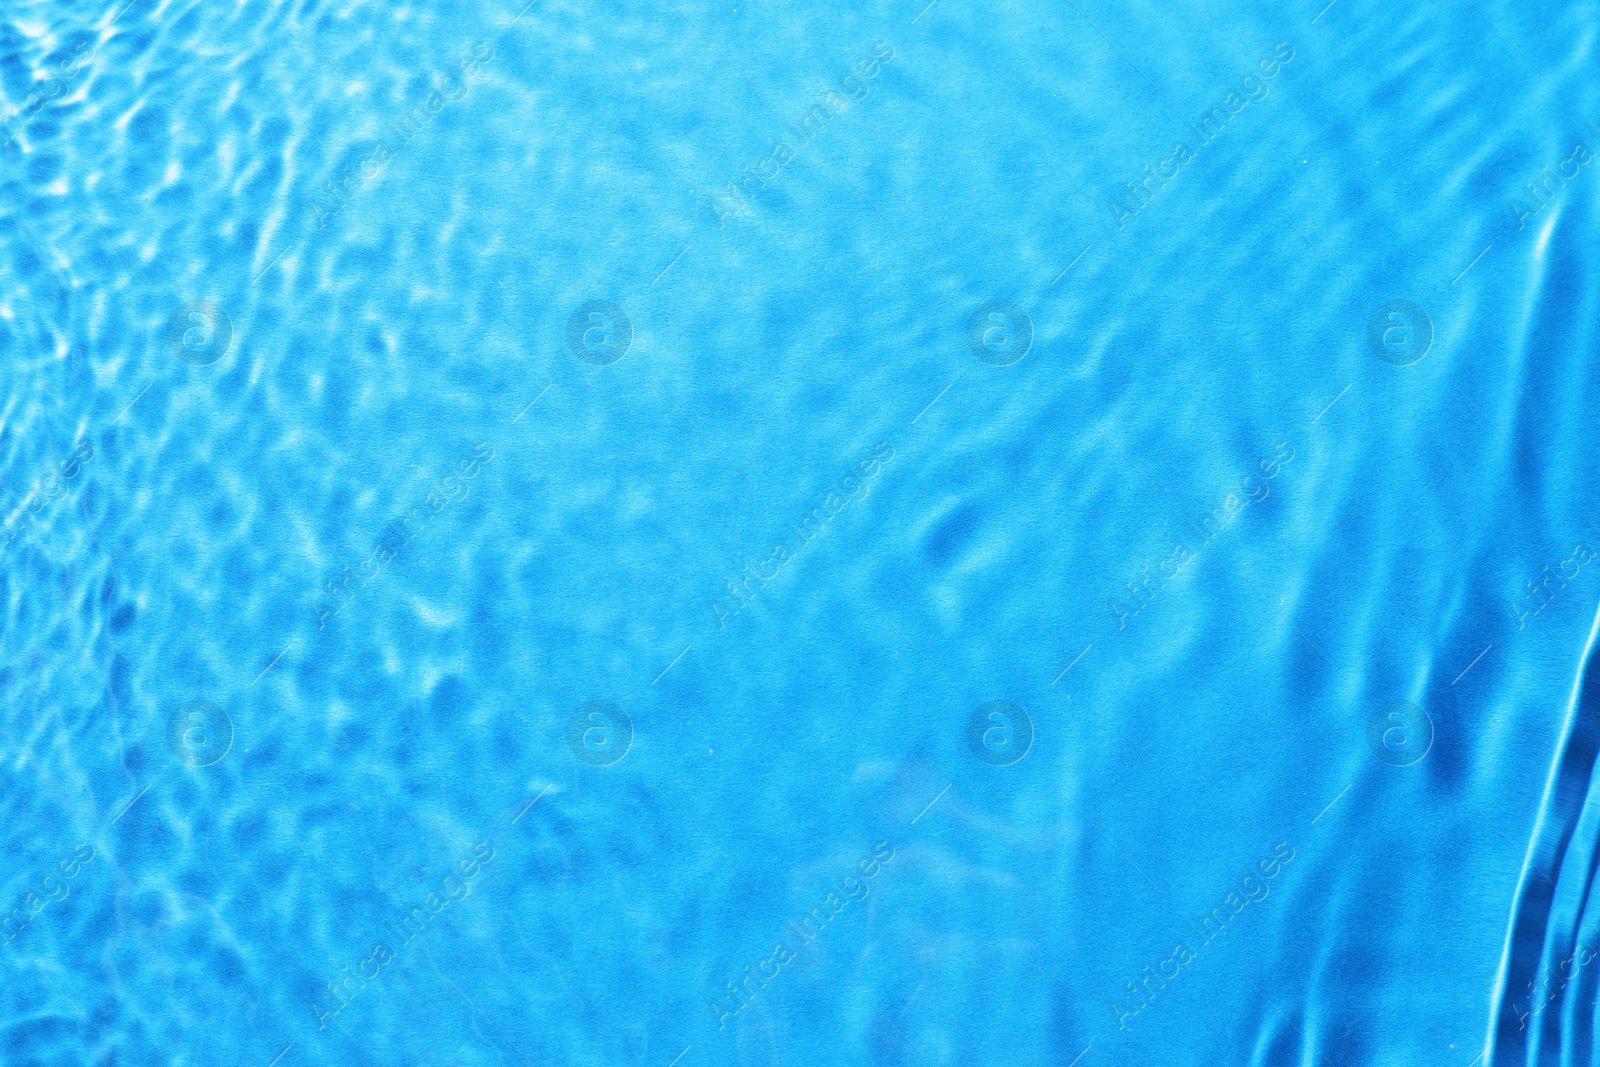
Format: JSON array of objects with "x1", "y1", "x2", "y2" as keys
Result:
[{"x1": 2, "y1": 0, "x2": 1599, "y2": 1064}]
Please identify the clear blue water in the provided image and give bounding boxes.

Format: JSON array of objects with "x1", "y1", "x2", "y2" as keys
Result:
[{"x1": 3, "y1": 0, "x2": 1599, "y2": 1064}]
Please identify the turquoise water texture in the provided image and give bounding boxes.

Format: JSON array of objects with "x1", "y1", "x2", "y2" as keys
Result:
[{"x1": 3, "y1": 0, "x2": 1600, "y2": 1064}]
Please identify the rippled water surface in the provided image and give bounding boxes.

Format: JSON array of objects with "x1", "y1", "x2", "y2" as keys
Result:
[{"x1": 3, "y1": 0, "x2": 1600, "y2": 1064}]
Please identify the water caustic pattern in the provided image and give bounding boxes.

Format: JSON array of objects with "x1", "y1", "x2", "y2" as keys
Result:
[{"x1": 1, "y1": 0, "x2": 1599, "y2": 1062}]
